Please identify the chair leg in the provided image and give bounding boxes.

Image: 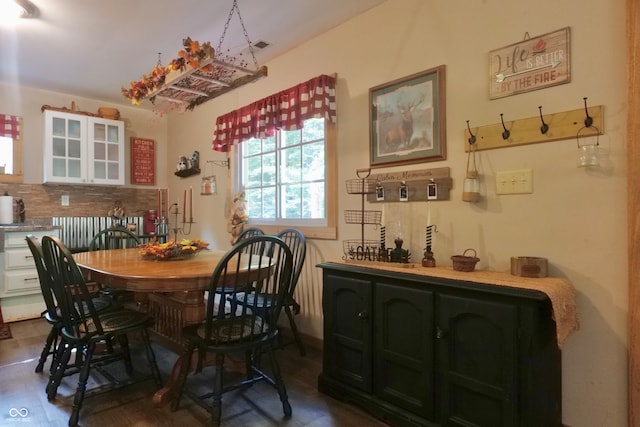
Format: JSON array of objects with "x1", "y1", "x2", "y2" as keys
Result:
[
  {"x1": 170, "y1": 341, "x2": 195, "y2": 412},
  {"x1": 117, "y1": 334, "x2": 133, "y2": 375},
  {"x1": 68, "y1": 343, "x2": 95, "y2": 427},
  {"x1": 47, "y1": 341, "x2": 72, "y2": 400},
  {"x1": 265, "y1": 349, "x2": 292, "y2": 418},
  {"x1": 284, "y1": 306, "x2": 306, "y2": 356},
  {"x1": 35, "y1": 326, "x2": 58, "y2": 373},
  {"x1": 211, "y1": 352, "x2": 225, "y2": 427}
]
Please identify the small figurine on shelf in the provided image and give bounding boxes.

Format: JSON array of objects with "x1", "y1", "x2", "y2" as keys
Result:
[
  {"x1": 176, "y1": 156, "x2": 188, "y2": 171},
  {"x1": 108, "y1": 200, "x2": 125, "y2": 227},
  {"x1": 227, "y1": 189, "x2": 249, "y2": 244}
]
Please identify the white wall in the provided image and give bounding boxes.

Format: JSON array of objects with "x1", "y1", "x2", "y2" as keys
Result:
[{"x1": 168, "y1": 0, "x2": 629, "y2": 425}]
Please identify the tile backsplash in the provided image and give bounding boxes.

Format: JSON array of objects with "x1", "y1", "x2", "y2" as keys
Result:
[{"x1": 1, "y1": 183, "x2": 158, "y2": 221}]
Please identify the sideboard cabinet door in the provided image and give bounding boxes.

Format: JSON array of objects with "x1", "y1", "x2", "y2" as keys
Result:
[
  {"x1": 374, "y1": 282, "x2": 435, "y2": 420},
  {"x1": 437, "y1": 293, "x2": 519, "y2": 426},
  {"x1": 322, "y1": 272, "x2": 372, "y2": 392}
]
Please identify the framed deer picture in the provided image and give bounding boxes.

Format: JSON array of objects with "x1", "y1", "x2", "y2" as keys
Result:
[{"x1": 369, "y1": 65, "x2": 446, "y2": 168}]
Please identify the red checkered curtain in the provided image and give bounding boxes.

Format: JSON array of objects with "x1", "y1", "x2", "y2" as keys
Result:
[
  {"x1": 0, "y1": 115, "x2": 20, "y2": 139},
  {"x1": 212, "y1": 74, "x2": 336, "y2": 152}
]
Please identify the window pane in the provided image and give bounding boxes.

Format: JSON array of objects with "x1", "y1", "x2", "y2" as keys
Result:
[
  {"x1": 245, "y1": 138, "x2": 262, "y2": 156},
  {"x1": 281, "y1": 146, "x2": 301, "y2": 184},
  {"x1": 52, "y1": 117, "x2": 65, "y2": 137},
  {"x1": 53, "y1": 158, "x2": 66, "y2": 177},
  {"x1": 262, "y1": 135, "x2": 276, "y2": 152},
  {"x1": 68, "y1": 159, "x2": 81, "y2": 178},
  {"x1": 302, "y1": 118, "x2": 324, "y2": 142},
  {"x1": 302, "y1": 182, "x2": 325, "y2": 218},
  {"x1": 108, "y1": 162, "x2": 119, "y2": 180},
  {"x1": 52, "y1": 138, "x2": 66, "y2": 157},
  {"x1": 93, "y1": 123, "x2": 106, "y2": 141},
  {"x1": 107, "y1": 125, "x2": 119, "y2": 143},
  {"x1": 262, "y1": 186, "x2": 276, "y2": 218},
  {"x1": 246, "y1": 188, "x2": 262, "y2": 218},
  {"x1": 69, "y1": 139, "x2": 81, "y2": 159},
  {"x1": 68, "y1": 119, "x2": 81, "y2": 139},
  {"x1": 107, "y1": 143, "x2": 119, "y2": 161},
  {"x1": 282, "y1": 183, "x2": 302, "y2": 218},
  {"x1": 94, "y1": 161, "x2": 106, "y2": 179},
  {"x1": 94, "y1": 142, "x2": 106, "y2": 160},
  {"x1": 0, "y1": 136, "x2": 12, "y2": 174},
  {"x1": 246, "y1": 156, "x2": 263, "y2": 187},
  {"x1": 263, "y1": 153, "x2": 276, "y2": 186},
  {"x1": 302, "y1": 141, "x2": 325, "y2": 181},
  {"x1": 282, "y1": 129, "x2": 301, "y2": 147}
]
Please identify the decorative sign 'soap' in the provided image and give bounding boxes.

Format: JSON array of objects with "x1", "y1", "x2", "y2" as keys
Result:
[{"x1": 489, "y1": 27, "x2": 571, "y2": 99}]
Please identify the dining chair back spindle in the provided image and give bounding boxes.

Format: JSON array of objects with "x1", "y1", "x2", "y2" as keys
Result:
[
  {"x1": 40, "y1": 235, "x2": 162, "y2": 427},
  {"x1": 171, "y1": 235, "x2": 294, "y2": 427}
]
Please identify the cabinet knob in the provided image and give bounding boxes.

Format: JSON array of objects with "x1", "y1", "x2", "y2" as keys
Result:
[
  {"x1": 357, "y1": 310, "x2": 368, "y2": 319},
  {"x1": 436, "y1": 326, "x2": 447, "y2": 339}
]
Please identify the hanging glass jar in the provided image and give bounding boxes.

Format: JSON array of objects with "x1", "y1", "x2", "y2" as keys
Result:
[{"x1": 462, "y1": 144, "x2": 480, "y2": 202}]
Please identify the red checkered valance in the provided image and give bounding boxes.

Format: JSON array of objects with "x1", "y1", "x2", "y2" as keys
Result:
[
  {"x1": 212, "y1": 74, "x2": 336, "y2": 152},
  {"x1": 0, "y1": 115, "x2": 20, "y2": 139}
]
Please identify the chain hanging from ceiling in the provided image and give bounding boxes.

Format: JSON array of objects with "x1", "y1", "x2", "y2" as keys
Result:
[{"x1": 121, "y1": 0, "x2": 267, "y2": 112}]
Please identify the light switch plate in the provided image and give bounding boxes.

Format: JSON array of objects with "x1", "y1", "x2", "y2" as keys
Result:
[
  {"x1": 496, "y1": 169, "x2": 533, "y2": 195},
  {"x1": 61, "y1": 194, "x2": 69, "y2": 206}
]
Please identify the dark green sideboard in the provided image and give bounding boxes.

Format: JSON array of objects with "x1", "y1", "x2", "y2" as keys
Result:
[{"x1": 318, "y1": 262, "x2": 562, "y2": 427}]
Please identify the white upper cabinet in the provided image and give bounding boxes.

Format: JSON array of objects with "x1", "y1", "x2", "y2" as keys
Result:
[{"x1": 43, "y1": 110, "x2": 125, "y2": 185}]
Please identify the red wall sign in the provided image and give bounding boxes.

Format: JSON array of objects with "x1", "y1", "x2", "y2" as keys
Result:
[{"x1": 130, "y1": 137, "x2": 155, "y2": 185}]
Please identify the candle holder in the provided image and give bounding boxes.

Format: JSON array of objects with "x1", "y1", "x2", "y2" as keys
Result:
[
  {"x1": 422, "y1": 224, "x2": 437, "y2": 267},
  {"x1": 168, "y1": 203, "x2": 195, "y2": 241}
]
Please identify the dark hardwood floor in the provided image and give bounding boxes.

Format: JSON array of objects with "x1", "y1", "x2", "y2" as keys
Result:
[{"x1": 0, "y1": 318, "x2": 389, "y2": 427}]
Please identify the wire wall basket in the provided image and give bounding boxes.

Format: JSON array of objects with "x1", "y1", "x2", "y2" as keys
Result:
[
  {"x1": 344, "y1": 210, "x2": 382, "y2": 225},
  {"x1": 346, "y1": 178, "x2": 377, "y2": 194}
]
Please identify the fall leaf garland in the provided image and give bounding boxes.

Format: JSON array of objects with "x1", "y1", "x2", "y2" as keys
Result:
[{"x1": 121, "y1": 37, "x2": 213, "y2": 105}]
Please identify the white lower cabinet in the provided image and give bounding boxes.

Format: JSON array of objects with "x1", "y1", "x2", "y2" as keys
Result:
[{"x1": 0, "y1": 229, "x2": 60, "y2": 322}]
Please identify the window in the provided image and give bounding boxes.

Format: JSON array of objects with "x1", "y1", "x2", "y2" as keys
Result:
[
  {"x1": 0, "y1": 114, "x2": 23, "y2": 183},
  {"x1": 236, "y1": 118, "x2": 337, "y2": 239},
  {"x1": 0, "y1": 136, "x2": 14, "y2": 174}
]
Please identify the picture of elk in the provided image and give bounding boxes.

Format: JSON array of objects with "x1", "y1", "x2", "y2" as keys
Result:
[{"x1": 382, "y1": 93, "x2": 426, "y2": 152}]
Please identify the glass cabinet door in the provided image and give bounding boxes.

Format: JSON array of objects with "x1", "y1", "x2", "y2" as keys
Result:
[
  {"x1": 44, "y1": 111, "x2": 87, "y2": 183},
  {"x1": 88, "y1": 119, "x2": 124, "y2": 185}
]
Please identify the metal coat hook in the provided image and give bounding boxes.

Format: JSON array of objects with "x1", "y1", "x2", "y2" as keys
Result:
[
  {"x1": 500, "y1": 113, "x2": 511, "y2": 140},
  {"x1": 583, "y1": 97, "x2": 594, "y2": 128},
  {"x1": 538, "y1": 106, "x2": 549, "y2": 134},
  {"x1": 466, "y1": 120, "x2": 477, "y2": 145}
]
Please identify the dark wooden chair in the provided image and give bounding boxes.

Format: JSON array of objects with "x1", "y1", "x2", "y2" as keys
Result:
[
  {"x1": 26, "y1": 234, "x2": 113, "y2": 374},
  {"x1": 233, "y1": 228, "x2": 307, "y2": 355},
  {"x1": 89, "y1": 226, "x2": 141, "y2": 251},
  {"x1": 89, "y1": 227, "x2": 141, "y2": 301},
  {"x1": 170, "y1": 235, "x2": 294, "y2": 427},
  {"x1": 41, "y1": 235, "x2": 162, "y2": 427},
  {"x1": 274, "y1": 228, "x2": 307, "y2": 356}
]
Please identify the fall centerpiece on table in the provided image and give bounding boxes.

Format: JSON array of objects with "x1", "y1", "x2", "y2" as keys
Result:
[{"x1": 139, "y1": 238, "x2": 209, "y2": 261}]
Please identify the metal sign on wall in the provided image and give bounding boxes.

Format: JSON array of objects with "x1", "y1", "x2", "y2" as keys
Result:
[
  {"x1": 489, "y1": 27, "x2": 571, "y2": 99},
  {"x1": 130, "y1": 137, "x2": 155, "y2": 185}
]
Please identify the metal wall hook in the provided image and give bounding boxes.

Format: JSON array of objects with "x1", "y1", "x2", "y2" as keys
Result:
[
  {"x1": 583, "y1": 97, "x2": 594, "y2": 128},
  {"x1": 500, "y1": 113, "x2": 511, "y2": 140},
  {"x1": 466, "y1": 120, "x2": 477, "y2": 145},
  {"x1": 538, "y1": 106, "x2": 549, "y2": 134}
]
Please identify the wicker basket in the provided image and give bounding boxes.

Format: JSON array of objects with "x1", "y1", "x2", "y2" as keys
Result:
[{"x1": 451, "y1": 248, "x2": 480, "y2": 272}]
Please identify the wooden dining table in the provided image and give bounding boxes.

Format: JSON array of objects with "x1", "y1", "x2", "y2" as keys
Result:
[{"x1": 73, "y1": 246, "x2": 266, "y2": 405}]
